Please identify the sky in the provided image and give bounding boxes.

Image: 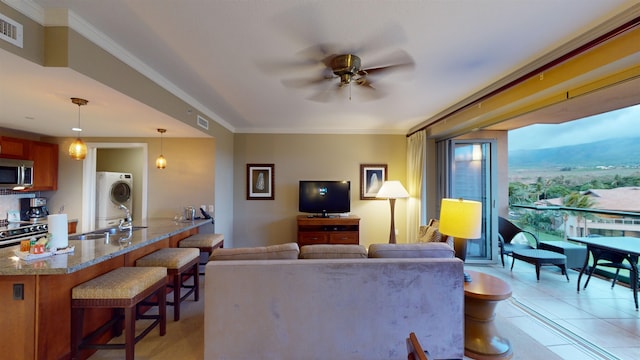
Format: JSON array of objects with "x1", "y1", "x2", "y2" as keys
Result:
[{"x1": 508, "y1": 103, "x2": 640, "y2": 151}]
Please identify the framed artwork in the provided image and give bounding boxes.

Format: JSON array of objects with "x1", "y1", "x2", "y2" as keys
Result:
[
  {"x1": 246, "y1": 164, "x2": 274, "y2": 200},
  {"x1": 360, "y1": 164, "x2": 387, "y2": 200}
]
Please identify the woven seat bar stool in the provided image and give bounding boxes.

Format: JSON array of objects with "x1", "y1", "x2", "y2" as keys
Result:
[
  {"x1": 71, "y1": 266, "x2": 167, "y2": 360},
  {"x1": 136, "y1": 247, "x2": 200, "y2": 321},
  {"x1": 178, "y1": 233, "x2": 224, "y2": 275}
]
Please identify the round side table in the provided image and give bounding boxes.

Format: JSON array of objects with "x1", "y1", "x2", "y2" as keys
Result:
[{"x1": 464, "y1": 270, "x2": 513, "y2": 359}]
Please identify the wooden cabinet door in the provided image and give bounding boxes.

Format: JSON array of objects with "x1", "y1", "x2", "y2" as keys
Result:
[
  {"x1": 29, "y1": 141, "x2": 58, "y2": 191},
  {"x1": 0, "y1": 136, "x2": 30, "y2": 159}
]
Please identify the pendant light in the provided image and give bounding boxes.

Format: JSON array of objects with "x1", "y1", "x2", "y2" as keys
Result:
[
  {"x1": 69, "y1": 97, "x2": 88, "y2": 160},
  {"x1": 156, "y1": 128, "x2": 167, "y2": 169}
]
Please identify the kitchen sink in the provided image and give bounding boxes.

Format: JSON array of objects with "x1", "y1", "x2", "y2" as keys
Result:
[
  {"x1": 69, "y1": 233, "x2": 106, "y2": 240},
  {"x1": 69, "y1": 226, "x2": 147, "y2": 240}
]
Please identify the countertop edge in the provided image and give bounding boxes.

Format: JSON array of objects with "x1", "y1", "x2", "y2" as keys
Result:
[{"x1": 0, "y1": 219, "x2": 211, "y2": 276}]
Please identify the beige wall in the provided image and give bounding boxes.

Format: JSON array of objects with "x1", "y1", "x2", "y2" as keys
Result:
[
  {"x1": 233, "y1": 133, "x2": 408, "y2": 248},
  {"x1": 45, "y1": 136, "x2": 217, "y2": 230}
]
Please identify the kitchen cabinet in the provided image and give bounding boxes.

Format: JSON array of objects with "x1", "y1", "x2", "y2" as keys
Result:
[
  {"x1": 0, "y1": 136, "x2": 30, "y2": 159},
  {"x1": 29, "y1": 140, "x2": 58, "y2": 191}
]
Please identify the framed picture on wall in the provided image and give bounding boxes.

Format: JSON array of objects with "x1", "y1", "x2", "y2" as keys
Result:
[
  {"x1": 360, "y1": 164, "x2": 387, "y2": 200},
  {"x1": 247, "y1": 164, "x2": 274, "y2": 200}
]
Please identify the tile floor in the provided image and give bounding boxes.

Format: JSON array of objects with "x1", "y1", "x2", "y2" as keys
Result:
[
  {"x1": 468, "y1": 258, "x2": 640, "y2": 360},
  {"x1": 88, "y1": 260, "x2": 640, "y2": 360}
]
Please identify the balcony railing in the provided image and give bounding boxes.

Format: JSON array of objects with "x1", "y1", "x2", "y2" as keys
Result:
[{"x1": 509, "y1": 204, "x2": 640, "y2": 285}]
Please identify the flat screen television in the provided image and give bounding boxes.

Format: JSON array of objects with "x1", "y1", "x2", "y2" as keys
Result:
[{"x1": 299, "y1": 180, "x2": 350, "y2": 217}]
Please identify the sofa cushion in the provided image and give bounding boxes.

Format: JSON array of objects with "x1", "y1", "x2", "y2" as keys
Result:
[
  {"x1": 209, "y1": 243, "x2": 299, "y2": 260},
  {"x1": 368, "y1": 242, "x2": 454, "y2": 258},
  {"x1": 299, "y1": 244, "x2": 367, "y2": 259}
]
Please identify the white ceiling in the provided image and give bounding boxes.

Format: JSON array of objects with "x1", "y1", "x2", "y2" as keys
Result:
[{"x1": 0, "y1": 0, "x2": 638, "y2": 138}]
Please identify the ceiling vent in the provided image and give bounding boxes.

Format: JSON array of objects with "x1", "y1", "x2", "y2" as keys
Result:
[
  {"x1": 0, "y1": 13, "x2": 23, "y2": 48},
  {"x1": 197, "y1": 115, "x2": 209, "y2": 130}
]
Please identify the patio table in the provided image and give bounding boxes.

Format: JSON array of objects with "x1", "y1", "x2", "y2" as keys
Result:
[{"x1": 568, "y1": 236, "x2": 640, "y2": 310}]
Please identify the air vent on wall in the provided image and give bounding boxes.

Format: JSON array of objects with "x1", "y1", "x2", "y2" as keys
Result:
[
  {"x1": 0, "y1": 13, "x2": 23, "y2": 48},
  {"x1": 197, "y1": 115, "x2": 209, "y2": 130}
]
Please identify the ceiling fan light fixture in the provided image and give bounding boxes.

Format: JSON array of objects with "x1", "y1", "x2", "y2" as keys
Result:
[
  {"x1": 156, "y1": 128, "x2": 167, "y2": 169},
  {"x1": 68, "y1": 97, "x2": 89, "y2": 160}
]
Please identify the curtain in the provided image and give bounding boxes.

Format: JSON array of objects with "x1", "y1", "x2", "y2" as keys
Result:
[{"x1": 406, "y1": 130, "x2": 426, "y2": 243}]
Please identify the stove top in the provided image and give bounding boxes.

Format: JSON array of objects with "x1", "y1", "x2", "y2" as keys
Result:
[{"x1": 0, "y1": 221, "x2": 49, "y2": 247}]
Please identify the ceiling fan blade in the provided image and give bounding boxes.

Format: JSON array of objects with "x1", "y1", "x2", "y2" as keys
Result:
[
  {"x1": 360, "y1": 49, "x2": 415, "y2": 76},
  {"x1": 282, "y1": 73, "x2": 334, "y2": 88}
]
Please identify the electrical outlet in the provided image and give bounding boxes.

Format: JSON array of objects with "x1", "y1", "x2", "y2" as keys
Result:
[
  {"x1": 208, "y1": 205, "x2": 214, "y2": 213},
  {"x1": 13, "y1": 283, "x2": 24, "y2": 300}
]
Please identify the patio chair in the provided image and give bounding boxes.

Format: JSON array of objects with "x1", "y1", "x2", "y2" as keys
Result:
[
  {"x1": 583, "y1": 239, "x2": 639, "y2": 290},
  {"x1": 498, "y1": 216, "x2": 539, "y2": 267}
]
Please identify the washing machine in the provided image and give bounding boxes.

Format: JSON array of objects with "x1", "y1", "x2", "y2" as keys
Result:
[{"x1": 96, "y1": 172, "x2": 133, "y2": 228}]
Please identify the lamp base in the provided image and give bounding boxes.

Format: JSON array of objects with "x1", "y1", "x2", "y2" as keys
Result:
[{"x1": 452, "y1": 236, "x2": 472, "y2": 282}]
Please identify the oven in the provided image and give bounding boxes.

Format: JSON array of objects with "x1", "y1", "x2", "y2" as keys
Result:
[{"x1": 0, "y1": 222, "x2": 48, "y2": 248}]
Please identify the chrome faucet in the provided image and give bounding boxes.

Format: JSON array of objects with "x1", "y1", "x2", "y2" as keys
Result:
[{"x1": 118, "y1": 204, "x2": 133, "y2": 231}]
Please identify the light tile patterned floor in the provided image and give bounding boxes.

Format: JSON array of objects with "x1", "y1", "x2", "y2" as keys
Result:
[{"x1": 468, "y1": 259, "x2": 640, "y2": 360}]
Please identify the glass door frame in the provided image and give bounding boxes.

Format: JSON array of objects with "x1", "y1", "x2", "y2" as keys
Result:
[{"x1": 437, "y1": 139, "x2": 497, "y2": 263}]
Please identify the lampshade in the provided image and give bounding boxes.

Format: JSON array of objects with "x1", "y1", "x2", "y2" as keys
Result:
[
  {"x1": 155, "y1": 154, "x2": 167, "y2": 169},
  {"x1": 376, "y1": 180, "x2": 409, "y2": 199},
  {"x1": 69, "y1": 138, "x2": 87, "y2": 160},
  {"x1": 68, "y1": 97, "x2": 88, "y2": 160},
  {"x1": 156, "y1": 128, "x2": 167, "y2": 169},
  {"x1": 438, "y1": 198, "x2": 482, "y2": 239}
]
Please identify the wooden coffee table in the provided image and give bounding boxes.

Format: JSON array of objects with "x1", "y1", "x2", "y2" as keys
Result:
[
  {"x1": 464, "y1": 270, "x2": 513, "y2": 359},
  {"x1": 510, "y1": 249, "x2": 570, "y2": 281}
]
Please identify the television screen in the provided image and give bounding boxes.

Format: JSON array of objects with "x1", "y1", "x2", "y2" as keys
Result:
[{"x1": 299, "y1": 180, "x2": 350, "y2": 216}]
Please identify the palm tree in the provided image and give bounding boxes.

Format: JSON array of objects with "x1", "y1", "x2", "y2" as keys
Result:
[{"x1": 562, "y1": 192, "x2": 596, "y2": 237}]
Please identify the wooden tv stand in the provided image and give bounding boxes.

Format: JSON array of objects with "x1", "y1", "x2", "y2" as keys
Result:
[{"x1": 297, "y1": 215, "x2": 360, "y2": 246}]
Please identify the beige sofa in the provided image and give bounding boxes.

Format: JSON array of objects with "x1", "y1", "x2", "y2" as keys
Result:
[{"x1": 204, "y1": 243, "x2": 464, "y2": 360}]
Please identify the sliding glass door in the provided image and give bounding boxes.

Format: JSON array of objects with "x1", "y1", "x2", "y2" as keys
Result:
[{"x1": 440, "y1": 139, "x2": 496, "y2": 262}]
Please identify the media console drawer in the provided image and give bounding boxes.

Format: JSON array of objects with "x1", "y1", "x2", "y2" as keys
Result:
[{"x1": 297, "y1": 215, "x2": 360, "y2": 246}]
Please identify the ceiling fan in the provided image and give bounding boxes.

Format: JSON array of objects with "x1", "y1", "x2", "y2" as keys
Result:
[{"x1": 279, "y1": 48, "x2": 415, "y2": 101}]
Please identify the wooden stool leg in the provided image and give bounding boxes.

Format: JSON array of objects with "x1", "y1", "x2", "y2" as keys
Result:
[
  {"x1": 173, "y1": 272, "x2": 181, "y2": 321},
  {"x1": 113, "y1": 308, "x2": 124, "y2": 337},
  {"x1": 159, "y1": 285, "x2": 167, "y2": 336},
  {"x1": 193, "y1": 262, "x2": 200, "y2": 301},
  {"x1": 70, "y1": 307, "x2": 84, "y2": 360},
  {"x1": 124, "y1": 306, "x2": 136, "y2": 360}
]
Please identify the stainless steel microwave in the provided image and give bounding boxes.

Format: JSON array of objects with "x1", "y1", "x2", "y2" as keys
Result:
[{"x1": 0, "y1": 158, "x2": 33, "y2": 190}]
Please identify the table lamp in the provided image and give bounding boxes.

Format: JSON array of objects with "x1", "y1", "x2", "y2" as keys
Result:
[
  {"x1": 439, "y1": 198, "x2": 482, "y2": 282},
  {"x1": 376, "y1": 180, "x2": 409, "y2": 244}
]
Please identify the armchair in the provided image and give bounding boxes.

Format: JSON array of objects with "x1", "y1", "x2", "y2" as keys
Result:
[{"x1": 498, "y1": 216, "x2": 539, "y2": 267}]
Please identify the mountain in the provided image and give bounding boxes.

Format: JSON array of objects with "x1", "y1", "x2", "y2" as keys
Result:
[{"x1": 508, "y1": 137, "x2": 640, "y2": 169}]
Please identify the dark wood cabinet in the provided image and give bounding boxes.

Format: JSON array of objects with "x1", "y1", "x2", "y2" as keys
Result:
[
  {"x1": 0, "y1": 136, "x2": 30, "y2": 159},
  {"x1": 297, "y1": 215, "x2": 360, "y2": 246},
  {"x1": 29, "y1": 141, "x2": 58, "y2": 191}
]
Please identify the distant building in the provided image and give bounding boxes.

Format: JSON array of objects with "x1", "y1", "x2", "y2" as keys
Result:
[{"x1": 538, "y1": 187, "x2": 640, "y2": 237}]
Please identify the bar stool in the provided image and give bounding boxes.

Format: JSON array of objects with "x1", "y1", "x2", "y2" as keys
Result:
[
  {"x1": 71, "y1": 267, "x2": 167, "y2": 360},
  {"x1": 136, "y1": 247, "x2": 200, "y2": 321},
  {"x1": 178, "y1": 233, "x2": 224, "y2": 274}
]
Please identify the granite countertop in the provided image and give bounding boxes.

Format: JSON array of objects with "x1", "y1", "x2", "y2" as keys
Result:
[{"x1": 0, "y1": 218, "x2": 211, "y2": 275}]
